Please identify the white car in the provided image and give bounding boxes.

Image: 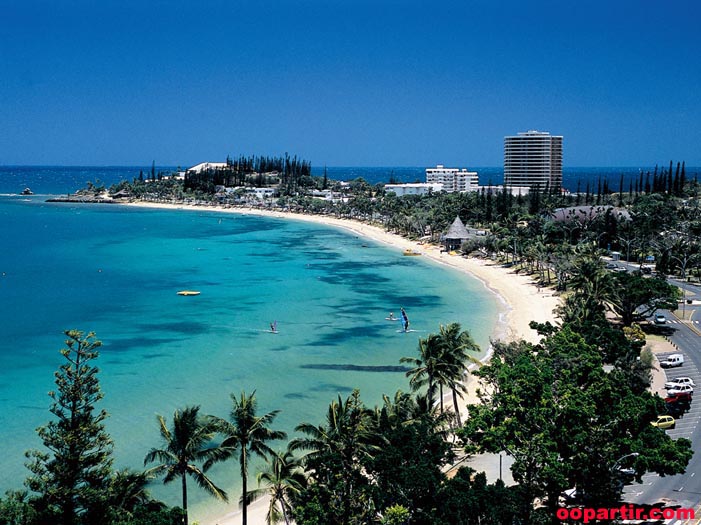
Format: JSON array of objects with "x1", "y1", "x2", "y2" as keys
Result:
[
  {"x1": 660, "y1": 354, "x2": 685, "y2": 368},
  {"x1": 667, "y1": 384, "x2": 694, "y2": 396},
  {"x1": 655, "y1": 314, "x2": 667, "y2": 325},
  {"x1": 665, "y1": 377, "x2": 696, "y2": 390}
]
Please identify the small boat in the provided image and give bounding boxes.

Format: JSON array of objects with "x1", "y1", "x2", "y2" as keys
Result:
[
  {"x1": 403, "y1": 249, "x2": 421, "y2": 256},
  {"x1": 177, "y1": 290, "x2": 201, "y2": 296},
  {"x1": 21, "y1": 187, "x2": 33, "y2": 195}
]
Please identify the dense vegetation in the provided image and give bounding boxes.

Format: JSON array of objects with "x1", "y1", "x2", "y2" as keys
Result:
[
  {"x1": 5, "y1": 160, "x2": 699, "y2": 523},
  {"x1": 1, "y1": 314, "x2": 692, "y2": 524}
]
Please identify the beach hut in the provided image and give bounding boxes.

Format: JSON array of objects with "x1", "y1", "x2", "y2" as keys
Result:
[
  {"x1": 111, "y1": 189, "x2": 132, "y2": 200},
  {"x1": 442, "y1": 216, "x2": 470, "y2": 252}
]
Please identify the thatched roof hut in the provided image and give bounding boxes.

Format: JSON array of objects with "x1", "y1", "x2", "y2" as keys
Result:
[
  {"x1": 442, "y1": 216, "x2": 470, "y2": 251},
  {"x1": 111, "y1": 189, "x2": 132, "y2": 200}
]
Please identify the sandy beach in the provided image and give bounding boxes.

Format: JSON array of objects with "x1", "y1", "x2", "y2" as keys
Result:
[{"x1": 123, "y1": 200, "x2": 560, "y2": 525}]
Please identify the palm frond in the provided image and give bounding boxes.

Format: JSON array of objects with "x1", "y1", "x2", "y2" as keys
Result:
[{"x1": 188, "y1": 465, "x2": 228, "y2": 502}]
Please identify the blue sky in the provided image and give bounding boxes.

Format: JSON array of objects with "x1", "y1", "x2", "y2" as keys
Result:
[{"x1": 1, "y1": 0, "x2": 699, "y2": 167}]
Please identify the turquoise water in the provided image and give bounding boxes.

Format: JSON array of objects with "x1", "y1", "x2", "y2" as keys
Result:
[{"x1": 0, "y1": 195, "x2": 498, "y2": 520}]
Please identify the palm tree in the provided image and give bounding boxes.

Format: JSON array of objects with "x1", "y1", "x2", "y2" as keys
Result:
[
  {"x1": 107, "y1": 469, "x2": 158, "y2": 516},
  {"x1": 291, "y1": 390, "x2": 378, "y2": 466},
  {"x1": 401, "y1": 325, "x2": 480, "y2": 425},
  {"x1": 400, "y1": 333, "x2": 443, "y2": 407},
  {"x1": 436, "y1": 323, "x2": 481, "y2": 426},
  {"x1": 291, "y1": 390, "x2": 379, "y2": 521},
  {"x1": 207, "y1": 391, "x2": 286, "y2": 525},
  {"x1": 144, "y1": 406, "x2": 227, "y2": 525},
  {"x1": 247, "y1": 450, "x2": 307, "y2": 525}
]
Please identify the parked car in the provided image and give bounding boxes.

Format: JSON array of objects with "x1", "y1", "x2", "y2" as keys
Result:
[
  {"x1": 660, "y1": 354, "x2": 684, "y2": 368},
  {"x1": 605, "y1": 263, "x2": 618, "y2": 270},
  {"x1": 651, "y1": 415, "x2": 676, "y2": 429},
  {"x1": 665, "y1": 377, "x2": 695, "y2": 389},
  {"x1": 667, "y1": 384, "x2": 694, "y2": 396},
  {"x1": 665, "y1": 401, "x2": 688, "y2": 418},
  {"x1": 665, "y1": 391, "x2": 693, "y2": 404},
  {"x1": 560, "y1": 487, "x2": 587, "y2": 504},
  {"x1": 655, "y1": 314, "x2": 667, "y2": 325}
]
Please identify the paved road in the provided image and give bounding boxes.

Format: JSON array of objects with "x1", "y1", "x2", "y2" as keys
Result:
[{"x1": 622, "y1": 275, "x2": 701, "y2": 515}]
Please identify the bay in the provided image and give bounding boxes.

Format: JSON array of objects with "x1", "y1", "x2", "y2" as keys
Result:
[{"x1": 0, "y1": 194, "x2": 498, "y2": 520}]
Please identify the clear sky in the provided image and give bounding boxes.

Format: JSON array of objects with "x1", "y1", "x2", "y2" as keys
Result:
[{"x1": 1, "y1": 0, "x2": 699, "y2": 167}]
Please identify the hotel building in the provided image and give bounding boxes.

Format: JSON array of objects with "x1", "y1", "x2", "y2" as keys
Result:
[
  {"x1": 504, "y1": 131, "x2": 563, "y2": 191},
  {"x1": 425, "y1": 165, "x2": 479, "y2": 192}
]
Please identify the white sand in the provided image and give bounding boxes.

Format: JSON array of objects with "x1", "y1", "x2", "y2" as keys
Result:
[{"x1": 122, "y1": 201, "x2": 561, "y2": 525}]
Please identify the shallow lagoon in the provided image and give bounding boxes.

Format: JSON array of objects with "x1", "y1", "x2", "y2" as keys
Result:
[{"x1": 0, "y1": 196, "x2": 497, "y2": 517}]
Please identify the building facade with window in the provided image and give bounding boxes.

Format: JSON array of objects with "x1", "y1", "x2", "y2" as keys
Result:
[
  {"x1": 425, "y1": 165, "x2": 479, "y2": 192},
  {"x1": 504, "y1": 131, "x2": 562, "y2": 191}
]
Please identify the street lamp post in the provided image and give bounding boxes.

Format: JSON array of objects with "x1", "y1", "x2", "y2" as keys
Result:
[{"x1": 611, "y1": 452, "x2": 640, "y2": 474}]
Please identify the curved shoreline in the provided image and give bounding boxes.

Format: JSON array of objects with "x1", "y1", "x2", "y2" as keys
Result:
[
  {"x1": 120, "y1": 201, "x2": 560, "y2": 525},
  {"x1": 122, "y1": 201, "x2": 558, "y2": 344}
]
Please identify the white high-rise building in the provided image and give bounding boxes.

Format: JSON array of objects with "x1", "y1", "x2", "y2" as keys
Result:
[
  {"x1": 504, "y1": 131, "x2": 563, "y2": 190},
  {"x1": 425, "y1": 165, "x2": 479, "y2": 192}
]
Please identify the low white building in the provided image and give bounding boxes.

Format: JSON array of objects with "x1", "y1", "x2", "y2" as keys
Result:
[
  {"x1": 384, "y1": 183, "x2": 443, "y2": 196},
  {"x1": 187, "y1": 162, "x2": 229, "y2": 173},
  {"x1": 426, "y1": 165, "x2": 479, "y2": 192},
  {"x1": 479, "y1": 185, "x2": 530, "y2": 196},
  {"x1": 244, "y1": 188, "x2": 277, "y2": 199},
  {"x1": 311, "y1": 189, "x2": 344, "y2": 201}
]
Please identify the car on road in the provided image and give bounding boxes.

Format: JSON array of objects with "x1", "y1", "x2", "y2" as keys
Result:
[
  {"x1": 654, "y1": 314, "x2": 667, "y2": 324},
  {"x1": 665, "y1": 377, "x2": 695, "y2": 389},
  {"x1": 660, "y1": 354, "x2": 684, "y2": 368},
  {"x1": 667, "y1": 384, "x2": 694, "y2": 396},
  {"x1": 651, "y1": 415, "x2": 676, "y2": 429}
]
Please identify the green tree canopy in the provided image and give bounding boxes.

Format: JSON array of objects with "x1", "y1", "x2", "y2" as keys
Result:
[
  {"x1": 24, "y1": 330, "x2": 114, "y2": 525},
  {"x1": 206, "y1": 391, "x2": 286, "y2": 525},
  {"x1": 607, "y1": 272, "x2": 679, "y2": 326},
  {"x1": 461, "y1": 325, "x2": 692, "y2": 516},
  {"x1": 144, "y1": 406, "x2": 227, "y2": 525}
]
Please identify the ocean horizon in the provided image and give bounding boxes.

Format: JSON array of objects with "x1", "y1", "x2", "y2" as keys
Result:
[
  {"x1": 0, "y1": 173, "x2": 500, "y2": 521},
  {"x1": 2, "y1": 165, "x2": 699, "y2": 197}
]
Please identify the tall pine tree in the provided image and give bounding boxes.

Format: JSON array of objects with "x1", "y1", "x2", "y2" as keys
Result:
[{"x1": 25, "y1": 330, "x2": 113, "y2": 525}]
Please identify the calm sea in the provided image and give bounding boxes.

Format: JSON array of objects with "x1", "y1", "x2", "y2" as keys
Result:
[
  {"x1": 0, "y1": 166, "x2": 502, "y2": 522},
  {"x1": 2, "y1": 165, "x2": 699, "y2": 196}
]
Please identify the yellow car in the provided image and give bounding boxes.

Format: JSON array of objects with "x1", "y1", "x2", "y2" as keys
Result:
[{"x1": 651, "y1": 415, "x2": 676, "y2": 429}]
